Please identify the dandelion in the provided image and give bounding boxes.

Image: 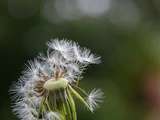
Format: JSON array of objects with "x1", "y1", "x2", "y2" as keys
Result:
[{"x1": 10, "y1": 39, "x2": 104, "y2": 120}]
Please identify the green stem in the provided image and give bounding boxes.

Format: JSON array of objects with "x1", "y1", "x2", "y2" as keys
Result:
[
  {"x1": 67, "y1": 88, "x2": 77, "y2": 120},
  {"x1": 72, "y1": 85, "x2": 88, "y2": 96},
  {"x1": 45, "y1": 97, "x2": 52, "y2": 111},
  {"x1": 64, "y1": 95, "x2": 72, "y2": 120},
  {"x1": 68, "y1": 85, "x2": 91, "y2": 112}
]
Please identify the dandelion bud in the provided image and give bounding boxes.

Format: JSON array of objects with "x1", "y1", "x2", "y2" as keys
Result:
[{"x1": 43, "y1": 78, "x2": 68, "y2": 91}]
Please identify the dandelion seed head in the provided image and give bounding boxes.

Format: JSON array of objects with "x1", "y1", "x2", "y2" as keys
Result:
[{"x1": 10, "y1": 38, "x2": 102, "y2": 120}]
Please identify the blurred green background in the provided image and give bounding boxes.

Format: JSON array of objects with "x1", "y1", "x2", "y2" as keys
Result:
[{"x1": 1, "y1": 0, "x2": 160, "y2": 120}]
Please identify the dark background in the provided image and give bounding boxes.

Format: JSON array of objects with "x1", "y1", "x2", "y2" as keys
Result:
[{"x1": 1, "y1": 0, "x2": 160, "y2": 120}]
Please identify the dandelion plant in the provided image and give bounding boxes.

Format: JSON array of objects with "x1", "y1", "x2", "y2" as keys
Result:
[{"x1": 10, "y1": 39, "x2": 104, "y2": 120}]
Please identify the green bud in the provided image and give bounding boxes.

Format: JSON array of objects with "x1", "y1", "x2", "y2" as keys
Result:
[{"x1": 43, "y1": 78, "x2": 68, "y2": 91}]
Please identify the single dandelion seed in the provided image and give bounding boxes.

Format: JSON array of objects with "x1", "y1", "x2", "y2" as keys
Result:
[{"x1": 10, "y1": 39, "x2": 104, "y2": 120}]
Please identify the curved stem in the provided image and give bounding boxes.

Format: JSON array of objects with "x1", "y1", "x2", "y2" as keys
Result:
[
  {"x1": 72, "y1": 85, "x2": 88, "y2": 96},
  {"x1": 67, "y1": 87, "x2": 77, "y2": 120},
  {"x1": 68, "y1": 85, "x2": 91, "y2": 112}
]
